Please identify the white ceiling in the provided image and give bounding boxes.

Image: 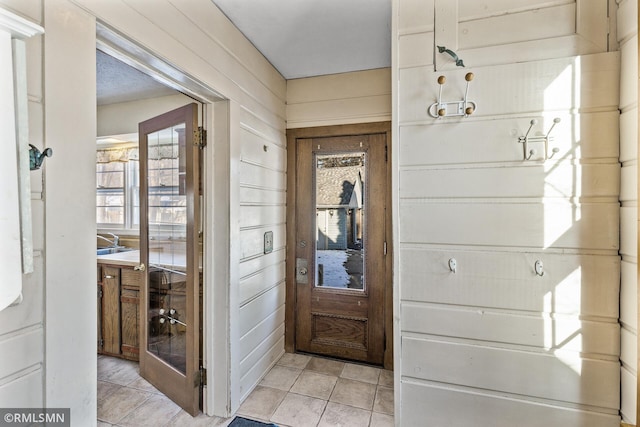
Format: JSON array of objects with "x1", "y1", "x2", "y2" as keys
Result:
[
  {"x1": 97, "y1": 0, "x2": 391, "y2": 104},
  {"x1": 211, "y1": 0, "x2": 391, "y2": 79}
]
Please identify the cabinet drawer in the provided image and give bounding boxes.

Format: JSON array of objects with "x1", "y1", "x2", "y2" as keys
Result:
[{"x1": 121, "y1": 268, "x2": 143, "y2": 287}]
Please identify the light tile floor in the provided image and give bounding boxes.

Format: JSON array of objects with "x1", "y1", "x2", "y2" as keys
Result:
[{"x1": 97, "y1": 353, "x2": 394, "y2": 427}]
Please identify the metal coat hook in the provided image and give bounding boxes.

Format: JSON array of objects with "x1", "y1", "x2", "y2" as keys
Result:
[
  {"x1": 518, "y1": 118, "x2": 561, "y2": 161},
  {"x1": 428, "y1": 73, "x2": 476, "y2": 118},
  {"x1": 448, "y1": 258, "x2": 457, "y2": 274},
  {"x1": 534, "y1": 260, "x2": 545, "y2": 277},
  {"x1": 29, "y1": 144, "x2": 52, "y2": 170},
  {"x1": 437, "y1": 46, "x2": 465, "y2": 67}
]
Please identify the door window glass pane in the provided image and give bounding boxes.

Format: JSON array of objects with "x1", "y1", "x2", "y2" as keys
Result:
[{"x1": 314, "y1": 153, "x2": 365, "y2": 290}]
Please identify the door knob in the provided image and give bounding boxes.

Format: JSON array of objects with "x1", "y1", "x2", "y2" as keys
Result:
[{"x1": 134, "y1": 263, "x2": 146, "y2": 272}]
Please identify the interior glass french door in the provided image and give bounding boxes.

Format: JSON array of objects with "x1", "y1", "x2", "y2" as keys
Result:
[{"x1": 138, "y1": 103, "x2": 201, "y2": 416}]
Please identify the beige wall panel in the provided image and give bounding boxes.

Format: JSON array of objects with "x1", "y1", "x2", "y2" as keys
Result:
[
  {"x1": 239, "y1": 262, "x2": 285, "y2": 306},
  {"x1": 238, "y1": 282, "x2": 285, "y2": 336},
  {"x1": 0, "y1": 369, "x2": 43, "y2": 408},
  {"x1": 617, "y1": 0, "x2": 638, "y2": 42},
  {"x1": 621, "y1": 365, "x2": 637, "y2": 424},
  {"x1": 399, "y1": 201, "x2": 619, "y2": 250},
  {"x1": 400, "y1": 112, "x2": 619, "y2": 166},
  {"x1": 30, "y1": 199, "x2": 43, "y2": 251},
  {"x1": 620, "y1": 206, "x2": 637, "y2": 257},
  {"x1": 240, "y1": 109, "x2": 286, "y2": 148},
  {"x1": 286, "y1": 95, "x2": 391, "y2": 129},
  {"x1": 456, "y1": 35, "x2": 603, "y2": 70},
  {"x1": 97, "y1": 94, "x2": 193, "y2": 136},
  {"x1": 458, "y1": 0, "x2": 571, "y2": 20},
  {"x1": 239, "y1": 206, "x2": 286, "y2": 230},
  {"x1": 402, "y1": 302, "x2": 619, "y2": 355},
  {"x1": 620, "y1": 35, "x2": 638, "y2": 110},
  {"x1": 0, "y1": 0, "x2": 42, "y2": 23},
  {"x1": 620, "y1": 260, "x2": 638, "y2": 329},
  {"x1": 287, "y1": 69, "x2": 391, "y2": 104},
  {"x1": 240, "y1": 225, "x2": 285, "y2": 260},
  {"x1": 401, "y1": 381, "x2": 620, "y2": 427},
  {"x1": 402, "y1": 337, "x2": 620, "y2": 408},
  {"x1": 239, "y1": 324, "x2": 284, "y2": 379},
  {"x1": 399, "y1": 52, "x2": 619, "y2": 123},
  {"x1": 239, "y1": 336, "x2": 284, "y2": 401},
  {"x1": 398, "y1": 0, "x2": 434, "y2": 33},
  {"x1": 239, "y1": 187, "x2": 286, "y2": 206},
  {"x1": 401, "y1": 163, "x2": 619, "y2": 199},
  {"x1": 458, "y1": 4, "x2": 575, "y2": 50},
  {"x1": 620, "y1": 165, "x2": 638, "y2": 202},
  {"x1": 239, "y1": 162, "x2": 286, "y2": 190},
  {"x1": 26, "y1": 35, "x2": 42, "y2": 100},
  {"x1": 240, "y1": 129, "x2": 286, "y2": 172},
  {"x1": 400, "y1": 249, "x2": 619, "y2": 318},
  {"x1": 0, "y1": 327, "x2": 42, "y2": 380},
  {"x1": 620, "y1": 108, "x2": 639, "y2": 162},
  {"x1": 399, "y1": 32, "x2": 434, "y2": 69},
  {"x1": 239, "y1": 249, "x2": 285, "y2": 280},
  {"x1": 0, "y1": 254, "x2": 43, "y2": 332},
  {"x1": 621, "y1": 327, "x2": 637, "y2": 371},
  {"x1": 239, "y1": 305, "x2": 285, "y2": 360}
]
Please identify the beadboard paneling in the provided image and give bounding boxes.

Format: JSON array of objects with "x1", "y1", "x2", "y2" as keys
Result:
[
  {"x1": 401, "y1": 381, "x2": 620, "y2": 427},
  {"x1": 402, "y1": 336, "x2": 620, "y2": 409},
  {"x1": 401, "y1": 163, "x2": 619, "y2": 199},
  {"x1": 400, "y1": 248, "x2": 620, "y2": 318},
  {"x1": 399, "y1": 201, "x2": 619, "y2": 250},
  {"x1": 399, "y1": 112, "x2": 619, "y2": 166},
  {"x1": 402, "y1": 302, "x2": 619, "y2": 355}
]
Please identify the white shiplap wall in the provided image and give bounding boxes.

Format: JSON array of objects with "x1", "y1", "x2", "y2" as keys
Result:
[
  {"x1": 0, "y1": 0, "x2": 44, "y2": 409},
  {"x1": 1, "y1": 0, "x2": 288, "y2": 418},
  {"x1": 618, "y1": 0, "x2": 638, "y2": 423},
  {"x1": 395, "y1": 1, "x2": 621, "y2": 425}
]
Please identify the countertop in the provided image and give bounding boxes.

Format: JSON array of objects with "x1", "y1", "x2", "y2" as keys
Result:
[{"x1": 97, "y1": 249, "x2": 187, "y2": 271}]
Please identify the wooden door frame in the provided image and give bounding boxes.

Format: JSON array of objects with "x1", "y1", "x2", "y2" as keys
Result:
[{"x1": 285, "y1": 122, "x2": 393, "y2": 369}]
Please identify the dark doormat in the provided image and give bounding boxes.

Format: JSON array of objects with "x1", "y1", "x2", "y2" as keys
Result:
[{"x1": 228, "y1": 416, "x2": 278, "y2": 427}]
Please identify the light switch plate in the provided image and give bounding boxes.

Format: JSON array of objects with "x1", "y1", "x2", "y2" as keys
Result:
[{"x1": 264, "y1": 231, "x2": 273, "y2": 254}]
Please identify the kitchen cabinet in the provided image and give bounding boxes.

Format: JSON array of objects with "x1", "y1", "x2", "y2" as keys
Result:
[{"x1": 97, "y1": 263, "x2": 142, "y2": 361}]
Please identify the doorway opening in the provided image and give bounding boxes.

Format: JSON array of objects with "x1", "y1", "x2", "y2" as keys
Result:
[{"x1": 95, "y1": 23, "x2": 227, "y2": 418}]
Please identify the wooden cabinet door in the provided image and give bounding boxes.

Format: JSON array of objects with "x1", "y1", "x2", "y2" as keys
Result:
[{"x1": 100, "y1": 266, "x2": 121, "y2": 355}]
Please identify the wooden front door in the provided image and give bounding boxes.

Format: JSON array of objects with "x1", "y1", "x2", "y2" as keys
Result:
[
  {"x1": 138, "y1": 103, "x2": 202, "y2": 416},
  {"x1": 292, "y1": 128, "x2": 389, "y2": 366}
]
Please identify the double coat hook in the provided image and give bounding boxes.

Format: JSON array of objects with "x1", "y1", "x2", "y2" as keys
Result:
[
  {"x1": 428, "y1": 72, "x2": 476, "y2": 118},
  {"x1": 518, "y1": 118, "x2": 561, "y2": 161}
]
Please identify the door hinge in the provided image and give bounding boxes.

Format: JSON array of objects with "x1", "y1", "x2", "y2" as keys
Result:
[
  {"x1": 98, "y1": 339, "x2": 104, "y2": 348},
  {"x1": 98, "y1": 287, "x2": 103, "y2": 299},
  {"x1": 385, "y1": 145, "x2": 388, "y2": 162},
  {"x1": 194, "y1": 127, "x2": 207, "y2": 148},
  {"x1": 384, "y1": 241, "x2": 387, "y2": 256},
  {"x1": 197, "y1": 366, "x2": 207, "y2": 387}
]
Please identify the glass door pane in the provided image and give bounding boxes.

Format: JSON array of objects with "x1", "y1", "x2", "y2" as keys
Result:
[
  {"x1": 146, "y1": 123, "x2": 188, "y2": 374},
  {"x1": 314, "y1": 153, "x2": 366, "y2": 290}
]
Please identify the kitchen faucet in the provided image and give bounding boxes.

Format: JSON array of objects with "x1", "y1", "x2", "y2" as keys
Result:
[{"x1": 97, "y1": 233, "x2": 120, "y2": 247}]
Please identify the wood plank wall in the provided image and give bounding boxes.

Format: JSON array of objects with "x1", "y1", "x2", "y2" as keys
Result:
[
  {"x1": 0, "y1": 0, "x2": 44, "y2": 408},
  {"x1": 618, "y1": 0, "x2": 639, "y2": 423},
  {"x1": 395, "y1": 1, "x2": 622, "y2": 425}
]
